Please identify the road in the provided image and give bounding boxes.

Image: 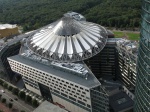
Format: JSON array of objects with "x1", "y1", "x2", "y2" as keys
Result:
[
  {"x1": 112, "y1": 29, "x2": 140, "y2": 34},
  {"x1": 0, "y1": 86, "x2": 35, "y2": 112}
]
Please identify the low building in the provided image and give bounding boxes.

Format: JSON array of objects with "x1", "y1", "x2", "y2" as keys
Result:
[
  {"x1": 109, "y1": 91, "x2": 134, "y2": 112},
  {"x1": 100, "y1": 76, "x2": 134, "y2": 112},
  {"x1": 33, "y1": 101, "x2": 68, "y2": 112},
  {"x1": 0, "y1": 24, "x2": 19, "y2": 38}
]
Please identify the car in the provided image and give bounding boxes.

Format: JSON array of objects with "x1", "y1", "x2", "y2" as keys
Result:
[
  {"x1": 9, "y1": 98, "x2": 13, "y2": 102},
  {"x1": 14, "y1": 98, "x2": 18, "y2": 101},
  {"x1": 0, "y1": 90, "x2": 5, "y2": 93}
]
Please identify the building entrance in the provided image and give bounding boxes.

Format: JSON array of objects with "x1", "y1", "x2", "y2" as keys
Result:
[{"x1": 38, "y1": 83, "x2": 53, "y2": 102}]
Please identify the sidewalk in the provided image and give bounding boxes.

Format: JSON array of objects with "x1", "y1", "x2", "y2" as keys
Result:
[{"x1": 0, "y1": 103, "x2": 11, "y2": 112}]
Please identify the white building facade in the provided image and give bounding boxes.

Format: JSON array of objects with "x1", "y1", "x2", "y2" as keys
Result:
[{"x1": 8, "y1": 55, "x2": 109, "y2": 112}]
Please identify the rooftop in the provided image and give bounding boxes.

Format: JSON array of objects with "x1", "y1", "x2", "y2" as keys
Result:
[
  {"x1": 0, "y1": 31, "x2": 35, "y2": 51},
  {"x1": 0, "y1": 24, "x2": 17, "y2": 30},
  {"x1": 33, "y1": 101, "x2": 68, "y2": 112},
  {"x1": 26, "y1": 14, "x2": 108, "y2": 62},
  {"x1": 109, "y1": 91, "x2": 134, "y2": 112},
  {"x1": 8, "y1": 55, "x2": 100, "y2": 88},
  {"x1": 116, "y1": 38, "x2": 138, "y2": 56},
  {"x1": 21, "y1": 49, "x2": 89, "y2": 79},
  {"x1": 100, "y1": 76, "x2": 134, "y2": 112},
  {"x1": 51, "y1": 62, "x2": 88, "y2": 79}
]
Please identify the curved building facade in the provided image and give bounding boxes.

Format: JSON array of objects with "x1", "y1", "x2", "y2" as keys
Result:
[{"x1": 134, "y1": 0, "x2": 150, "y2": 111}]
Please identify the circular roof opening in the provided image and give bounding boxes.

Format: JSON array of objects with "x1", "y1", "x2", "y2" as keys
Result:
[{"x1": 53, "y1": 17, "x2": 81, "y2": 36}]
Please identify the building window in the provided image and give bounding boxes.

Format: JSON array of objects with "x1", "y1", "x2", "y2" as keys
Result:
[
  {"x1": 75, "y1": 85, "x2": 78, "y2": 88},
  {"x1": 69, "y1": 96, "x2": 76, "y2": 101},
  {"x1": 77, "y1": 90, "x2": 80, "y2": 92},
  {"x1": 54, "y1": 90, "x2": 60, "y2": 94},
  {"x1": 82, "y1": 92, "x2": 86, "y2": 94},
  {"x1": 78, "y1": 100, "x2": 85, "y2": 106},
  {"x1": 80, "y1": 87, "x2": 83, "y2": 90},
  {"x1": 61, "y1": 93, "x2": 67, "y2": 97},
  {"x1": 85, "y1": 89, "x2": 89, "y2": 92},
  {"x1": 83, "y1": 99, "x2": 87, "y2": 102},
  {"x1": 78, "y1": 97, "x2": 82, "y2": 100}
]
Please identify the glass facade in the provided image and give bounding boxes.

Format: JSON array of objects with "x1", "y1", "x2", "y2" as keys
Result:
[
  {"x1": 116, "y1": 42, "x2": 137, "y2": 88},
  {"x1": 85, "y1": 40, "x2": 117, "y2": 79},
  {"x1": 90, "y1": 86, "x2": 109, "y2": 112},
  {"x1": 134, "y1": 0, "x2": 150, "y2": 111},
  {"x1": 0, "y1": 43, "x2": 21, "y2": 81}
]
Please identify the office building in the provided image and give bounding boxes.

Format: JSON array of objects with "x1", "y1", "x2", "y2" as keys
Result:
[
  {"x1": 116, "y1": 39, "x2": 138, "y2": 89},
  {"x1": 8, "y1": 14, "x2": 109, "y2": 112},
  {"x1": 85, "y1": 38, "x2": 118, "y2": 79},
  {"x1": 0, "y1": 33, "x2": 33, "y2": 81},
  {"x1": 2, "y1": 11, "x2": 137, "y2": 112},
  {"x1": 134, "y1": 0, "x2": 150, "y2": 111}
]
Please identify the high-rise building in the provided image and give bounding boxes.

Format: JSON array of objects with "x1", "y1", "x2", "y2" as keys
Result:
[{"x1": 134, "y1": 1, "x2": 150, "y2": 112}]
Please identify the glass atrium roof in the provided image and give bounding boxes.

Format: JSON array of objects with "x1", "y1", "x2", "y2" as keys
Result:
[{"x1": 27, "y1": 16, "x2": 108, "y2": 62}]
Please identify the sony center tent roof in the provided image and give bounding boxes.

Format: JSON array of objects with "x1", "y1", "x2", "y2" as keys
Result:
[{"x1": 27, "y1": 16, "x2": 108, "y2": 62}]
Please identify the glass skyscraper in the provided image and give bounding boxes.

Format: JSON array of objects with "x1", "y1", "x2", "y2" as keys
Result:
[{"x1": 134, "y1": 0, "x2": 150, "y2": 111}]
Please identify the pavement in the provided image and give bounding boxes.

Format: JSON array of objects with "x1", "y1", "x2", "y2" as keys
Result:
[
  {"x1": 0, "y1": 103, "x2": 11, "y2": 112},
  {"x1": 0, "y1": 86, "x2": 35, "y2": 112}
]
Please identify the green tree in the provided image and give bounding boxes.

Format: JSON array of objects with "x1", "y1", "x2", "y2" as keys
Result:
[
  {"x1": 0, "y1": 110, "x2": 4, "y2": 112},
  {"x1": 0, "y1": 79, "x2": 4, "y2": 85},
  {"x1": 21, "y1": 111, "x2": 25, "y2": 112},
  {"x1": 8, "y1": 85, "x2": 13, "y2": 91},
  {"x1": 18, "y1": 91, "x2": 25, "y2": 99},
  {"x1": 12, "y1": 88, "x2": 19, "y2": 95},
  {"x1": 3, "y1": 82, "x2": 8, "y2": 89},
  {"x1": 1, "y1": 98, "x2": 6, "y2": 103},
  {"x1": 25, "y1": 95, "x2": 32, "y2": 103},
  {"x1": 0, "y1": 0, "x2": 141, "y2": 31},
  {"x1": 8, "y1": 103, "x2": 13, "y2": 108},
  {"x1": 32, "y1": 99, "x2": 39, "y2": 107}
]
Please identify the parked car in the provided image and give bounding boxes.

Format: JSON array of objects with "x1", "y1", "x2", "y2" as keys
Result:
[
  {"x1": 0, "y1": 90, "x2": 5, "y2": 93},
  {"x1": 9, "y1": 98, "x2": 13, "y2": 102},
  {"x1": 14, "y1": 98, "x2": 18, "y2": 101}
]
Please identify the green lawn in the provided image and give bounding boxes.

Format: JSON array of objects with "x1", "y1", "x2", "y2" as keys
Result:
[{"x1": 113, "y1": 31, "x2": 140, "y2": 40}]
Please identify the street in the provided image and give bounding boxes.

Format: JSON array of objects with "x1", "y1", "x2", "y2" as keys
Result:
[{"x1": 0, "y1": 86, "x2": 35, "y2": 112}]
